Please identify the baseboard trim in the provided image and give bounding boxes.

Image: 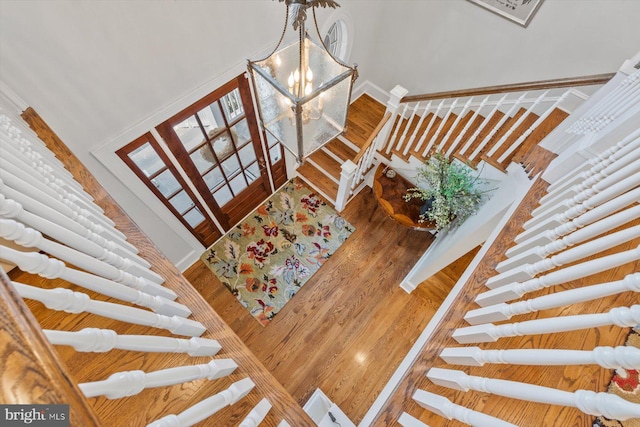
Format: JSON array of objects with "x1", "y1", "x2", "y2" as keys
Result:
[{"x1": 353, "y1": 80, "x2": 389, "y2": 106}]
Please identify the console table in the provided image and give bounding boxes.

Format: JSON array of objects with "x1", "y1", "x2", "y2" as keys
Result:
[{"x1": 372, "y1": 163, "x2": 436, "y2": 232}]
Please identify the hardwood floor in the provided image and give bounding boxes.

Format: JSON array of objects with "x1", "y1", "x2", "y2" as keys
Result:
[
  {"x1": 371, "y1": 176, "x2": 640, "y2": 427},
  {"x1": 185, "y1": 186, "x2": 479, "y2": 423}
]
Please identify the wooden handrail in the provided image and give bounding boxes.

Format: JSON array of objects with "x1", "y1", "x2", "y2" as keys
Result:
[
  {"x1": 0, "y1": 270, "x2": 102, "y2": 426},
  {"x1": 400, "y1": 73, "x2": 616, "y2": 104},
  {"x1": 353, "y1": 111, "x2": 392, "y2": 163}
]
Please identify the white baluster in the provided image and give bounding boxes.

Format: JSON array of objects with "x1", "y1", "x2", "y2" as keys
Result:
[
  {"x1": 469, "y1": 92, "x2": 516, "y2": 160},
  {"x1": 421, "y1": 100, "x2": 449, "y2": 157},
  {"x1": 474, "y1": 92, "x2": 530, "y2": 160},
  {"x1": 0, "y1": 116, "x2": 70, "y2": 172},
  {"x1": 412, "y1": 389, "x2": 516, "y2": 427},
  {"x1": 499, "y1": 203, "x2": 640, "y2": 271},
  {"x1": 13, "y1": 281, "x2": 206, "y2": 336},
  {"x1": 79, "y1": 359, "x2": 238, "y2": 399},
  {"x1": 547, "y1": 142, "x2": 640, "y2": 208},
  {"x1": 455, "y1": 96, "x2": 490, "y2": 156},
  {"x1": 497, "y1": 91, "x2": 571, "y2": 164},
  {"x1": 566, "y1": 71, "x2": 640, "y2": 134},
  {"x1": 466, "y1": 273, "x2": 640, "y2": 325},
  {"x1": 545, "y1": 128, "x2": 640, "y2": 195},
  {"x1": 509, "y1": 187, "x2": 640, "y2": 258},
  {"x1": 605, "y1": 84, "x2": 640, "y2": 128},
  {"x1": 147, "y1": 378, "x2": 254, "y2": 427},
  {"x1": 524, "y1": 160, "x2": 640, "y2": 230},
  {"x1": 0, "y1": 138, "x2": 112, "y2": 224},
  {"x1": 587, "y1": 71, "x2": 639, "y2": 124},
  {"x1": 486, "y1": 223, "x2": 640, "y2": 288},
  {"x1": 542, "y1": 133, "x2": 640, "y2": 203},
  {"x1": 427, "y1": 368, "x2": 640, "y2": 420},
  {"x1": 0, "y1": 118, "x2": 91, "y2": 198},
  {"x1": 431, "y1": 99, "x2": 458, "y2": 153},
  {"x1": 0, "y1": 149, "x2": 112, "y2": 229},
  {"x1": 416, "y1": 100, "x2": 444, "y2": 155},
  {"x1": 0, "y1": 168, "x2": 133, "y2": 251},
  {"x1": 476, "y1": 244, "x2": 640, "y2": 306},
  {"x1": 515, "y1": 173, "x2": 640, "y2": 245},
  {"x1": 397, "y1": 102, "x2": 420, "y2": 154},
  {"x1": 464, "y1": 94, "x2": 508, "y2": 162},
  {"x1": 391, "y1": 104, "x2": 410, "y2": 153},
  {"x1": 44, "y1": 328, "x2": 221, "y2": 356},
  {"x1": 440, "y1": 345, "x2": 640, "y2": 369},
  {"x1": 0, "y1": 218, "x2": 172, "y2": 299},
  {"x1": 404, "y1": 101, "x2": 431, "y2": 157},
  {"x1": 0, "y1": 246, "x2": 189, "y2": 317},
  {"x1": 452, "y1": 305, "x2": 640, "y2": 344},
  {"x1": 398, "y1": 412, "x2": 430, "y2": 427},
  {"x1": 380, "y1": 85, "x2": 408, "y2": 155},
  {"x1": 443, "y1": 97, "x2": 474, "y2": 158},
  {"x1": 0, "y1": 193, "x2": 163, "y2": 284},
  {"x1": 239, "y1": 398, "x2": 272, "y2": 427},
  {"x1": 531, "y1": 149, "x2": 640, "y2": 225}
]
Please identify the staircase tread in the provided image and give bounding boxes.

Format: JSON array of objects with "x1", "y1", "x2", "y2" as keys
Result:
[
  {"x1": 512, "y1": 108, "x2": 569, "y2": 166},
  {"x1": 438, "y1": 110, "x2": 474, "y2": 157},
  {"x1": 296, "y1": 162, "x2": 339, "y2": 201},
  {"x1": 410, "y1": 114, "x2": 443, "y2": 159},
  {"x1": 454, "y1": 110, "x2": 505, "y2": 166},
  {"x1": 480, "y1": 110, "x2": 540, "y2": 170},
  {"x1": 325, "y1": 138, "x2": 358, "y2": 162},
  {"x1": 308, "y1": 149, "x2": 342, "y2": 181},
  {"x1": 344, "y1": 94, "x2": 386, "y2": 149},
  {"x1": 427, "y1": 113, "x2": 459, "y2": 156}
]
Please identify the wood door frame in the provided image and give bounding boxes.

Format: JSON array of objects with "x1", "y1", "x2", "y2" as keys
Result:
[
  {"x1": 116, "y1": 132, "x2": 221, "y2": 246},
  {"x1": 156, "y1": 74, "x2": 273, "y2": 230}
]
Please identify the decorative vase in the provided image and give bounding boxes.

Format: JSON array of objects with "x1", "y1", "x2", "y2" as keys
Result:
[{"x1": 419, "y1": 197, "x2": 435, "y2": 218}]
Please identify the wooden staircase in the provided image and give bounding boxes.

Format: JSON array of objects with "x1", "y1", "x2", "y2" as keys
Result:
[
  {"x1": 297, "y1": 94, "x2": 386, "y2": 203},
  {"x1": 383, "y1": 99, "x2": 569, "y2": 174},
  {"x1": 296, "y1": 76, "x2": 614, "y2": 210}
]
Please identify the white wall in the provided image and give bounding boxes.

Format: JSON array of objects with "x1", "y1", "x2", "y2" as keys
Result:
[
  {"x1": 1, "y1": 0, "x2": 638, "y2": 266},
  {"x1": 342, "y1": 0, "x2": 640, "y2": 95}
]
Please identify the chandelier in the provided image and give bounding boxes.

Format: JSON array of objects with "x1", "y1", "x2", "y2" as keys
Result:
[{"x1": 248, "y1": 0, "x2": 358, "y2": 163}]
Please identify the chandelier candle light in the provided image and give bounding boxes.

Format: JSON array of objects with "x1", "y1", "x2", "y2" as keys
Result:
[{"x1": 248, "y1": 0, "x2": 358, "y2": 163}]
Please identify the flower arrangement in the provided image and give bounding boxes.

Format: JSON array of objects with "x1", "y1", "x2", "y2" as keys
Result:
[{"x1": 404, "y1": 152, "x2": 486, "y2": 231}]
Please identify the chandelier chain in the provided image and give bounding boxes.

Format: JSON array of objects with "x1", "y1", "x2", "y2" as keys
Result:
[
  {"x1": 254, "y1": 4, "x2": 291, "y2": 63},
  {"x1": 312, "y1": 7, "x2": 358, "y2": 79}
]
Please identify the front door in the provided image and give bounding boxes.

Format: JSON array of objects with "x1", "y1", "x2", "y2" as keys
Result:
[{"x1": 156, "y1": 75, "x2": 284, "y2": 230}]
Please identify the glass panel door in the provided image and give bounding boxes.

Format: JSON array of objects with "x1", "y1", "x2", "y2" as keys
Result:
[
  {"x1": 116, "y1": 133, "x2": 221, "y2": 246},
  {"x1": 156, "y1": 74, "x2": 284, "y2": 230}
]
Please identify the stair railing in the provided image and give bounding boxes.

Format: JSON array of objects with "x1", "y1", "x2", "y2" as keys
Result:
[
  {"x1": 385, "y1": 62, "x2": 640, "y2": 426},
  {"x1": 378, "y1": 73, "x2": 614, "y2": 171},
  {"x1": 1, "y1": 110, "x2": 314, "y2": 426},
  {"x1": 334, "y1": 111, "x2": 391, "y2": 212}
]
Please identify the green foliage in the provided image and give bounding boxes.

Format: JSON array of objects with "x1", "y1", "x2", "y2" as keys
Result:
[{"x1": 404, "y1": 152, "x2": 485, "y2": 231}]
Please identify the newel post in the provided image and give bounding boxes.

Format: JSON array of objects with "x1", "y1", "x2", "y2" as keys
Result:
[
  {"x1": 334, "y1": 160, "x2": 358, "y2": 213},
  {"x1": 377, "y1": 85, "x2": 409, "y2": 152}
]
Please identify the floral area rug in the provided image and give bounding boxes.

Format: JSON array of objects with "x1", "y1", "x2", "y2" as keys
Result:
[
  {"x1": 594, "y1": 327, "x2": 640, "y2": 427},
  {"x1": 200, "y1": 178, "x2": 355, "y2": 326}
]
